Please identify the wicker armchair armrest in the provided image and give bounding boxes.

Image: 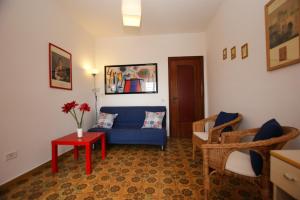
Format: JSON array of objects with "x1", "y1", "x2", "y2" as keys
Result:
[
  {"x1": 208, "y1": 114, "x2": 243, "y2": 143},
  {"x1": 220, "y1": 128, "x2": 258, "y2": 143},
  {"x1": 201, "y1": 144, "x2": 267, "y2": 173},
  {"x1": 202, "y1": 137, "x2": 286, "y2": 149},
  {"x1": 201, "y1": 140, "x2": 274, "y2": 172},
  {"x1": 193, "y1": 114, "x2": 218, "y2": 132}
]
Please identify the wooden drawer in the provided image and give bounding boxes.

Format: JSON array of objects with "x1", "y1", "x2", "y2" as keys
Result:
[{"x1": 271, "y1": 156, "x2": 300, "y2": 199}]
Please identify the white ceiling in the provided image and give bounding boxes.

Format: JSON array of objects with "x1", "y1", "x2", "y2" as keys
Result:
[{"x1": 57, "y1": 0, "x2": 223, "y2": 37}]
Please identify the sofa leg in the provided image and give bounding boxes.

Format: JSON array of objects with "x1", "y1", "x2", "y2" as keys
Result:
[{"x1": 161, "y1": 145, "x2": 164, "y2": 151}]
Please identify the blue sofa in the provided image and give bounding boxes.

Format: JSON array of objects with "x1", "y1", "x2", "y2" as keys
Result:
[{"x1": 88, "y1": 106, "x2": 167, "y2": 150}]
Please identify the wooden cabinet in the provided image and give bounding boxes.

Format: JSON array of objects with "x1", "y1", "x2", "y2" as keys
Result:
[{"x1": 271, "y1": 150, "x2": 300, "y2": 200}]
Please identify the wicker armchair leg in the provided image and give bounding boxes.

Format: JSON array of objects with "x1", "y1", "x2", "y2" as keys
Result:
[
  {"x1": 202, "y1": 149, "x2": 210, "y2": 200},
  {"x1": 192, "y1": 143, "x2": 196, "y2": 160},
  {"x1": 219, "y1": 173, "x2": 225, "y2": 187},
  {"x1": 261, "y1": 178, "x2": 271, "y2": 200}
]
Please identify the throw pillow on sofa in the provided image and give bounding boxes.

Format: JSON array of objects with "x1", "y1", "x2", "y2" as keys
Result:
[
  {"x1": 142, "y1": 111, "x2": 165, "y2": 129},
  {"x1": 250, "y1": 118, "x2": 283, "y2": 176},
  {"x1": 98, "y1": 112, "x2": 118, "y2": 129}
]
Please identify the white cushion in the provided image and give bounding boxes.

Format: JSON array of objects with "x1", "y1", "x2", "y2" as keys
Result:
[
  {"x1": 225, "y1": 151, "x2": 257, "y2": 177},
  {"x1": 205, "y1": 121, "x2": 215, "y2": 131},
  {"x1": 142, "y1": 111, "x2": 165, "y2": 129},
  {"x1": 98, "y1": 112, "x2": 118, "y2": 129},
  {"x1": 193, "y1": 132, "x2": 208, "y2": 141}
]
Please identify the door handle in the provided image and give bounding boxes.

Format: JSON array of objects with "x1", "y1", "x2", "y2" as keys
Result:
[{"x1": 172, "y1": 97, "x2": 178, "y2": 101}]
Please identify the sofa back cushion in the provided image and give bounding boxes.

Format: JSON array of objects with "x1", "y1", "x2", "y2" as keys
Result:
[{"x1": 100, "y1": 106, "x2": 167, "y2": 129}]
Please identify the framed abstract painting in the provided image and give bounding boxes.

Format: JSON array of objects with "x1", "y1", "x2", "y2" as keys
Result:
[
  {"x1": 265, "y1": 0, "x2": 300, "y2": 71},
  {"x1": 49, "y1": 43, "x2": 72, "y2": 90},
  {"x1": 105, "y1": 63, "x2": 158, "y2": 94}
]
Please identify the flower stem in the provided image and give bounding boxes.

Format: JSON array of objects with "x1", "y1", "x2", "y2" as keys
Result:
[
  {"x1": 79, "y1": 111, "x2": 85, "y2": 128},
  {"x1": 69, "y1": 109, "x2": 80, "y2": 128}
]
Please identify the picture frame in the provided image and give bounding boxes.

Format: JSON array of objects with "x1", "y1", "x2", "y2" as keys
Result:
[
  {"x1": 105, "y1": 63, "x2": 158, "y2": 94},
  {"x1": 223, "y1": 48, "x2": 227, "y2": 60},
  {"x1": 49, "y1": 43, "x2": 72, "y2": 90},
  {"x1": 231, "y1": 46, "x2": 236, "y2": 60},
  {"x1": 241, "y1": 43, "x2": 248, "y2": 59},
  {"x1": 265, "y1": 0, "x2": 300, "y2": 71}
]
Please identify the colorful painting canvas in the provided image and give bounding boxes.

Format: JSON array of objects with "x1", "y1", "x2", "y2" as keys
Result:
[{"x1": 105, "y1": 63, "x2": 158, "y2": 94}]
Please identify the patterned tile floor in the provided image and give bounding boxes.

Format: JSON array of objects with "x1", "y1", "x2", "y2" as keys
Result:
[{"x1": 0, "y1": 139, "x2": 262, "y2": 200}]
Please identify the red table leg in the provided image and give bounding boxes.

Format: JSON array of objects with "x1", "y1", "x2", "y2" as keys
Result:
[
  {"x1": 74, "y1": 145, "x2": 79, "y2": 160},
  {"x1": 85, "y1": 144, "x2": 91, "y2": 174},
  {"x1": 101, "y1": 134, "x2": 106, "y2": 160},
  {"x1": 51, "y1": 142, "x2": 58, "y2": 173}
]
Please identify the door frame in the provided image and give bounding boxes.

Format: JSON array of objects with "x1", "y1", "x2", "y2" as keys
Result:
[{"x1": 168, "y1": 56, "x2": 205, "y2": 138}]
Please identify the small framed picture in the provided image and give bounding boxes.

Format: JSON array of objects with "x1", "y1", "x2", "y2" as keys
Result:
[
  {"x1": 241, "y1": 43, "x2": 248, "y2": 59},
  {"x1": 231, "y1": 46, "x2": 236, "y2": 60},
  {"x1": 49, "y1": 43, "x2": 72, "y2": 90},
  {"x1": 223, "y1": 48, "x2": 227, "y2": 60}
]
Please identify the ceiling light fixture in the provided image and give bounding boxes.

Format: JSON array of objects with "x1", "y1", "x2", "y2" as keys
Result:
[{"x1": 122, "y1": 0, "x2": 141, "y2": 27}]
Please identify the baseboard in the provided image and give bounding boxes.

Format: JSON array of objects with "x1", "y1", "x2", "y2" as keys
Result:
[{"x1": 0, "y1": 149, "x2": 73, "y2": 190}]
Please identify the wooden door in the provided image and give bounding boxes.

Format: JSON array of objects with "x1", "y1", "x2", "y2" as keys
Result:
[{"x1": 169, "y1": 56, "x2": 204, "y2": 138}]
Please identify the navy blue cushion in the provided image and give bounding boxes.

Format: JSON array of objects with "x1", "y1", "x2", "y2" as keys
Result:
[
  {"x1": 214, "y1": 111, "x2": 238, "y2": 127},
  {"x1": 250, "y1": 119, "x2": 283, "y2": 176},
  {"x1": 222, "y1": 126, "x2": 233, "y2": 132}
]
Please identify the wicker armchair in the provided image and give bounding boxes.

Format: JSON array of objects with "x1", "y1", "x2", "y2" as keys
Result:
[
  {"x1": 192, "y1": 113, "x2": 242, "y2": 160},
  {"x1": 200, "y1": 126, "x2": 299, "y2": 200}
]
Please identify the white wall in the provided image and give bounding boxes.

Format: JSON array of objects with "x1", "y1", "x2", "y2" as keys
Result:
[
  {"x1": 0, "y1": 0, "x2": 95, "y2": 184},
  {"x1": 95, "y1": 33, "x2": 207, "y2": 134},
  {"x1": 206, "y1": 0, "x2": 300, "y2": 148}
]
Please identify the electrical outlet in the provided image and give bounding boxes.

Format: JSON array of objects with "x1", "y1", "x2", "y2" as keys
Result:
[{"x1": 6, "y1": 151, "x2": 18, "y2": 161}]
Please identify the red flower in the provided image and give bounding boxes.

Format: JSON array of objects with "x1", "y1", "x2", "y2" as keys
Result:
[
  {"x1": 61, "y1": 101, "x2": 90, "y2": 128},
  {"x1": 62, "y1": 101, "x2": 78, "y2": 113},
  {"x1": 79, "y1": 103, "x2": 91, "y2": 112}
]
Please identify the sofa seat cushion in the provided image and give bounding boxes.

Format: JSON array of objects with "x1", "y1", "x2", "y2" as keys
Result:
[
  {"x1": 108, "y1": 128, "x2": 166, "y2": 145},
  {"x1": 225, "y1": 151, "x2": 257, "y2": 177},
  {"x1": 88, "y1": 127, "x2": 167, "y2": 146}
]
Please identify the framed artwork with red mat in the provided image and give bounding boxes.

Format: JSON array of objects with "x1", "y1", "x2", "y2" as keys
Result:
[{"x1": 49, "y1": 43, "x2": 72, "y2": 90}]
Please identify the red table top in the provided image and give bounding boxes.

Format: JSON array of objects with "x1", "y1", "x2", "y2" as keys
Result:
[{"x1": 52, "y1": 132, "x2": 104, "y2": 145}]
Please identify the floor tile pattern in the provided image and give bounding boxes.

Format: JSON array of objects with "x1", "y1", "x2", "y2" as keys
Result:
[{"x1": 0, "y1": 139, "x2": 262, "y2": 199}]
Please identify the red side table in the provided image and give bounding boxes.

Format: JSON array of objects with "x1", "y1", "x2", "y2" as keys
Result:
[{"x1": 51, "y1": 132, "x2": 105, "y2": 175}]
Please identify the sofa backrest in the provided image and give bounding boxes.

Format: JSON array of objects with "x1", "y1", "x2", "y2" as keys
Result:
[{"x1": 100, "y1": 106, "x2": 167, "y2": 129}]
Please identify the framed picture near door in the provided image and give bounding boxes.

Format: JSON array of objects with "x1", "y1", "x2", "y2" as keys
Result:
[
  {"x1": 49, "y1": 43, "x2": 72, "y2": 90},
  {"x1": 265, "y1": 0, "x2": 300, "y2": 71},
  {"x1": 105, "y1": 63, "x2": 158, "y2": 94}
]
